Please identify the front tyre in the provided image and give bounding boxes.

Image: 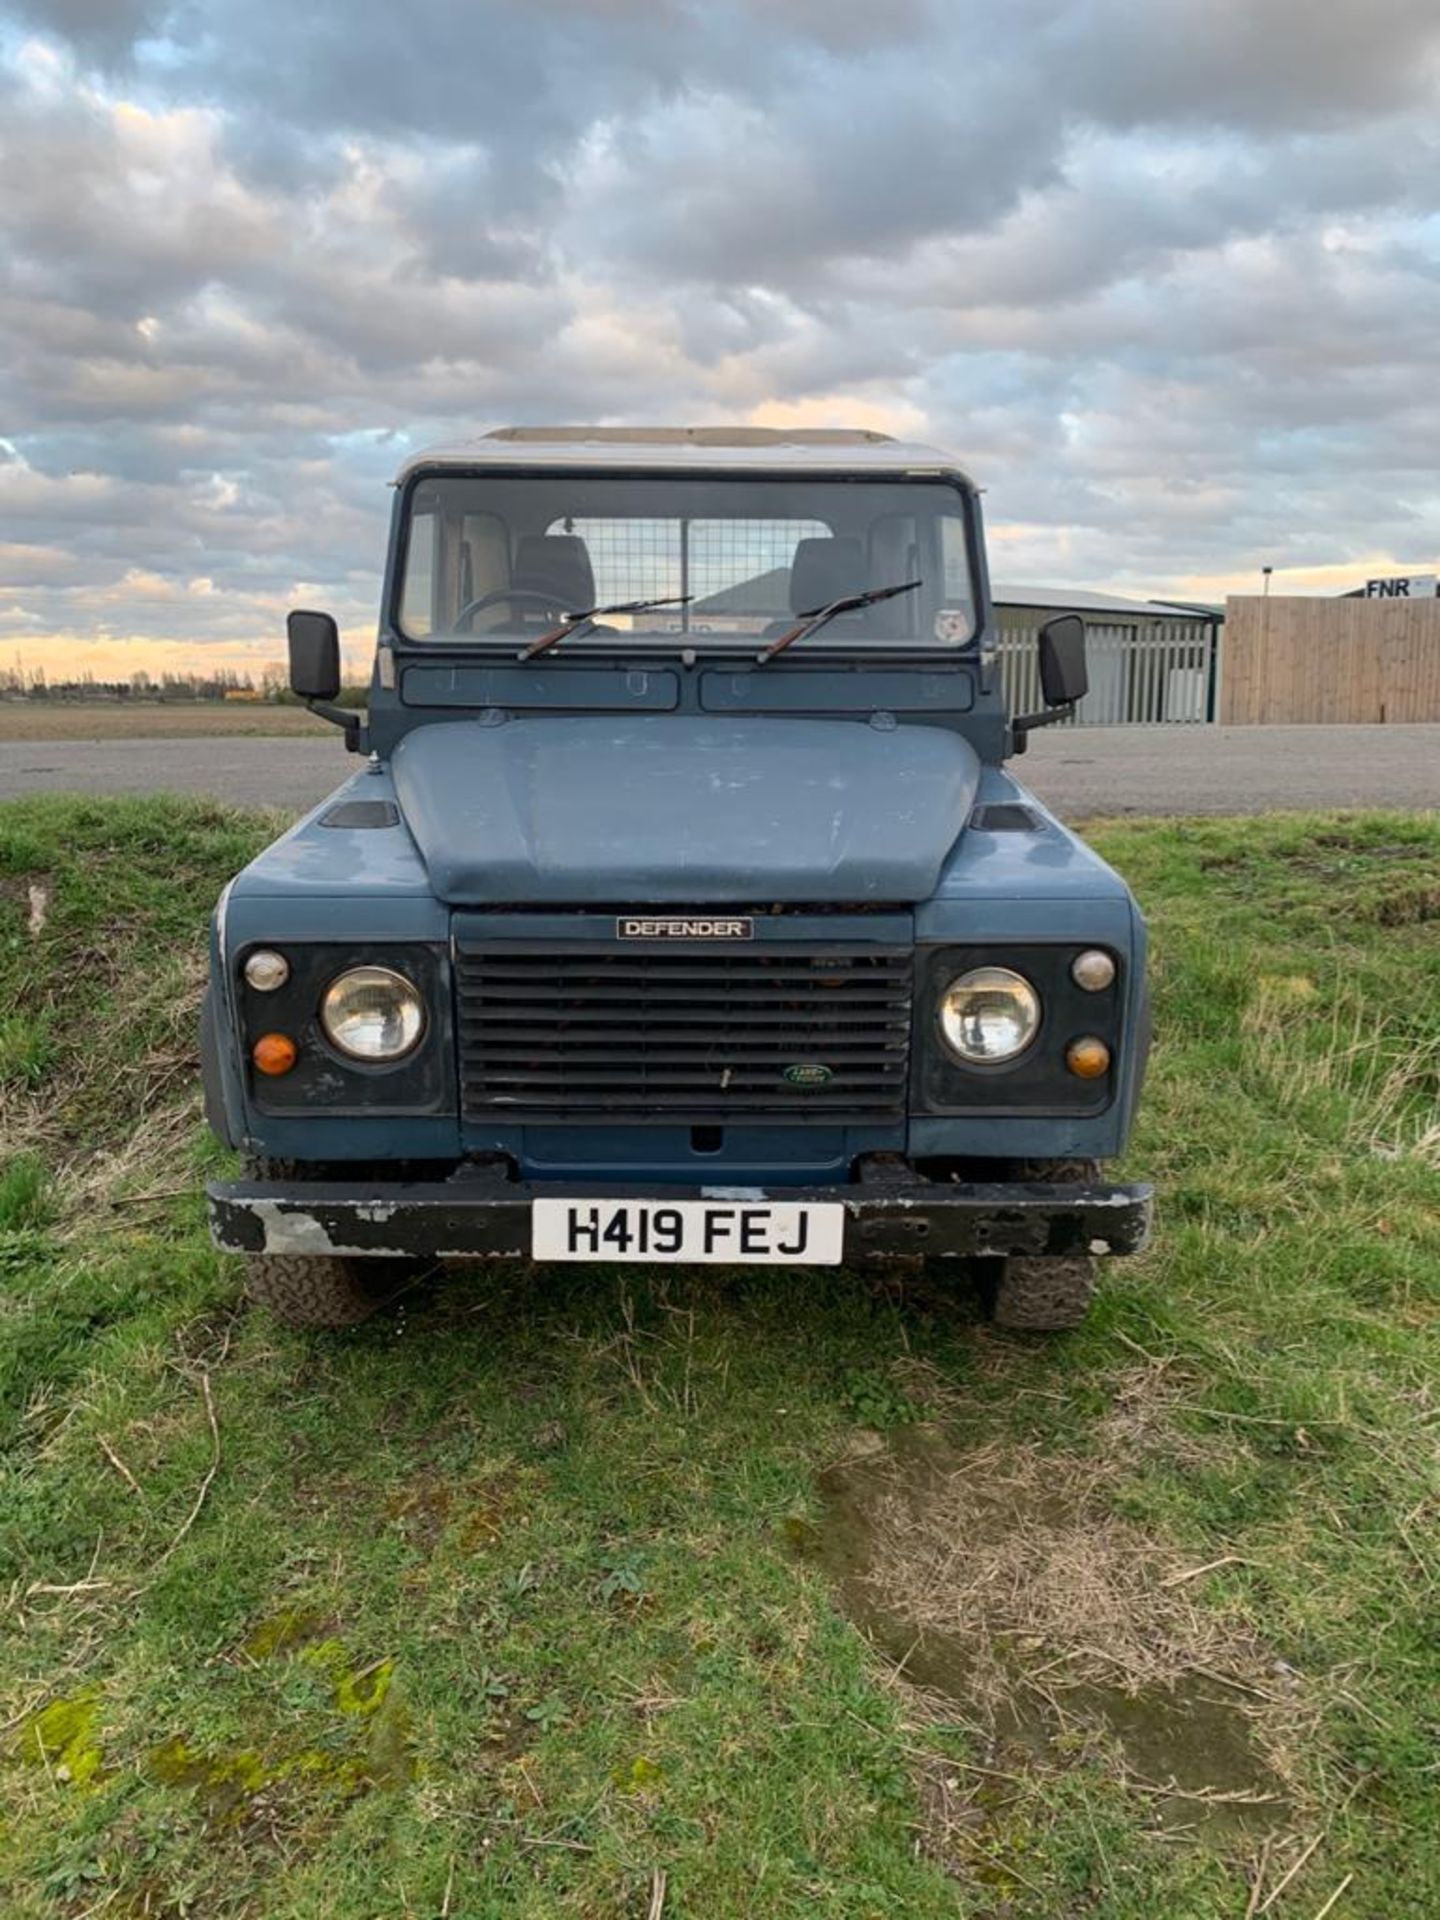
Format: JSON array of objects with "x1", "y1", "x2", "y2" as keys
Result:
[
  {"x1": 986, "y1": 1253, "x2": 1095, "y2": 1330},
  {"x1": 237, "y1": 1160, "x2": 416, "y2": 1329},
  {"x1": 984, "y1": 1156, "x2": 1101, "y2": 1332},
  {"x1": 242, "y1": 1253, "x2": 399, "y2": 1329}
]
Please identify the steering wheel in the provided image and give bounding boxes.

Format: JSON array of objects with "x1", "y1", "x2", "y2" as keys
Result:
[{"x1": 453, "y1": 586, "x2": 567, "y2": 631}]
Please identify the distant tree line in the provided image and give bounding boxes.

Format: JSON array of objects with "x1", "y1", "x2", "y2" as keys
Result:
[{"x1": 0, "y1": 664, "x2": 367, "y2": 704}]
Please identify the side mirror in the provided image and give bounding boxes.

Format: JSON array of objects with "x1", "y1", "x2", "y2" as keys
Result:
[
  {"x1": 1038, "y1": 614, "x2": 1088, "y2": 707},
  {"x1": 287, "y1": 608, "x2": 341, "y2": 702},
  {"x1": 1010, "y1": 614, "x2": 1088, "y2": 752}
]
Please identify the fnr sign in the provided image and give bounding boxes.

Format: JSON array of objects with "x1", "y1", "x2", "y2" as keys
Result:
[{"x1": 1363, "y1": 574, "x2": 1438, "y2": 599}]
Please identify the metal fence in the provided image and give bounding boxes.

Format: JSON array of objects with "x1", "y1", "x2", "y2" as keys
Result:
[{"x1": 998, "y1": 621, "x2": 1220, "y2": 725}]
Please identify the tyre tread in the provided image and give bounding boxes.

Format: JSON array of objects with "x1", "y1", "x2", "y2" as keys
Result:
[
  {"x1": 989, "y1": 1158, "x2": 1102, "y2": 1330},
  {"x1": 243, "y1": 1253, "x2": 386, "y2": 1329},
  {"x1": 989, "y1": 1253, "x2": 1095, "y2": 1330}
]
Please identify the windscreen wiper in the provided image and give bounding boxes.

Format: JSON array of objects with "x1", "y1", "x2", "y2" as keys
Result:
[
  {"x1": 521, "y1": 594, "x2": 694, "y2": 660},
  {"x1": 757, "y1": 579, "x2": 922, "y2": 662}
]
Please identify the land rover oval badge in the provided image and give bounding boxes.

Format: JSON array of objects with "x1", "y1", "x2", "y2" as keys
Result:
[{"x1": 783, "y1": 1063, "x2": 834, "y2": 1087}]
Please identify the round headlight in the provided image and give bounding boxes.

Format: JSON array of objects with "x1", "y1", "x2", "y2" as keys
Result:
[
  {"x1": 938, "y1": 966, "x2": 1041, "y2": 1064},
  {"x1": 320, "y1": 965, "x2": 425, "y2": 1061}
]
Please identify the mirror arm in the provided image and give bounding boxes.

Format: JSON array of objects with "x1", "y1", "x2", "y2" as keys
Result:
[
  {"x1": 1012, "y1": 700, "x2": 1075, "y2": 737},
  {"x1": 307, "y1": 700, "x2": 367, "y2": 754}
]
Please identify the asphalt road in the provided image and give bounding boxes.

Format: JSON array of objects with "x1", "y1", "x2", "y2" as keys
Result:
[{"x1": 0, "y1": 723, "x2": 1435, "y2": 821}]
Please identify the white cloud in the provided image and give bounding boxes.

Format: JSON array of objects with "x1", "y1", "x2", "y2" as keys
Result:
[{"x1": 0, "y1": 0, "x2": 1438, "y2": 672}]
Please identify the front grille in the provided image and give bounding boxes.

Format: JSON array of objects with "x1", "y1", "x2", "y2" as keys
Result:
[{"x1": 454, "y1": 935, "x2": 913, "y2": 1119}]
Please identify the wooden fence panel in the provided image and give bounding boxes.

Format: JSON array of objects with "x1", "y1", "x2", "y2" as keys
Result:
[{"x1": 1221, "y1": 596, "x2": 1440, "y2": 723}]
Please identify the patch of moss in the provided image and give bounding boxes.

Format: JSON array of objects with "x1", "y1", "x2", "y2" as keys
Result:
[
  {"x1": 300, "y1": 1638, "x2": 395, "y2": 1715},
  {"x1": 147, "y1": 1734, "x2": 368, "y2": 1825},
  {"x1": 241, "y1": 1606, "x2": 334, "y2": 1661},
  {"x1": 15, "y1": 1692, "x2": 103, "y2": 1787},
  {"x1": 611, "y1": 1754, "x2": 664, "y2": 1796},
  {"x1": 144, "y1": 1625, "x2": 416, "y2": 1825},
  {"x1": 149, "y1": 1735, "x2": 266, "y2": 1794},
  {"x1": 364, "y1": 1688, "x2": 415, "y2": 1788},
  {"x1": 334, "y1": 1657, "x2": 394, "y2": 1717},
  {"x1": 245, "y1": 1611, "x2": 401, "y2": 1723}
]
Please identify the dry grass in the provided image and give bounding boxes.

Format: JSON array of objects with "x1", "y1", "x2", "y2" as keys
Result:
[
  {"x1": 1243, "y1": 972, "x2": 1440, "y2": 1168},
  {"x1": 863, "y1": 1439, "x2": 1268, "y2": 1702},
  {"x1": 0, "y1": 703, "x2": 328, "y2": 741},
  {"x1": 0, "y1": 948, "x2": 206, "y2": 1181}
]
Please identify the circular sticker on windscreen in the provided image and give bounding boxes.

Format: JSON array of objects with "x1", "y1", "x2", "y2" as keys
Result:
[{"x1": 933, "y1": 606, "x2": 973, "y2": 644}]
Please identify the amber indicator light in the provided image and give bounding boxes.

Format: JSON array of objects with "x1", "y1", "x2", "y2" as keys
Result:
[
  {"x1": 252, "y1": 1033, "x2": 299, "y2": 1077},
  {"x1": 1065, "y1": 1036, "x2": 1111, "y2": 1079}
]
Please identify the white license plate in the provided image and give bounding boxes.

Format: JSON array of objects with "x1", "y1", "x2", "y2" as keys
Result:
[{"x1": 532, "y1": 1197, "x2": 844, "y2": 1265}]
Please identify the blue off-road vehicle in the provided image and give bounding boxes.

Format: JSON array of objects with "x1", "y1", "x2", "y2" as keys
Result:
[{"x1": 202, "y1": 427, "x2": 1152, "y2": 1329}]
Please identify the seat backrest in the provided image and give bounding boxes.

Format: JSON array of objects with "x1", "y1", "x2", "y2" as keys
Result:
[
  {"x1": 512, "y1": 534, "x2": 596, "y2": 612},
  {"x1": 790, "y1": 536, "x2": 866, "y2": 614}
]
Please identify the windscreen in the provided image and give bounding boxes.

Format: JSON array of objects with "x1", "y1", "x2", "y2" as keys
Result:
[{"x1": 396, "y1": 473, "x2": 977, "y2": 650}]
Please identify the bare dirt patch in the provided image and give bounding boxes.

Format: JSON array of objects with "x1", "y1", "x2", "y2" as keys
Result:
[
  {"x1": 1366, "y1": 883, "x2": 1440, "y2": 926},
  {"x1": 807, "y1": 1413, "x2": 1307, "y2": 1852}
]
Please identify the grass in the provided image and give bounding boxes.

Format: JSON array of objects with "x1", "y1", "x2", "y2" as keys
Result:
[
  {"x1": 0, "y1": 704, "x2": 328, "y2": 741},
  {"x1": 0, "y1": 795, "x2": 1436, "y2": 1919}
]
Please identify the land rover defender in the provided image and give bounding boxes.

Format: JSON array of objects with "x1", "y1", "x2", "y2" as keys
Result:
[{"x1": 202, "y1": 427, "x2": 1152, "y2": 1328}]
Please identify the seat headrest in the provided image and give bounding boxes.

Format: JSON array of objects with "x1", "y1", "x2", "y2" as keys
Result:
[
  {"x1": 790, "y1": 536, "x2": 866, "y2": 614},
  {"x1": 512, "y1": 534, "x2": 596, "y2": 613}
]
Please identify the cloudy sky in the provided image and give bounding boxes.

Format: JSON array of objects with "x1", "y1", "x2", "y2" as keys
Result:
[{"x1": 2, "y1": 0, "x2": 1439, "y2": 679}]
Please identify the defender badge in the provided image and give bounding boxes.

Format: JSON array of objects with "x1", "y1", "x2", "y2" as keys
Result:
[{"x1": 617, "y1": 917, "x2": 754, "y2": 939}]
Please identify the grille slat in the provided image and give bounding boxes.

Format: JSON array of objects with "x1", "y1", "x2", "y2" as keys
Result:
[
  {"x1": 455, "y1": 932, "x2": 913, "y2": 1120},
  {"x1": 457, "y1": 988, "x2": 906, "y2": 1012},
  {"x1": 461, "y1": 1044, "x2": 906, "y2": 1063},
  {"x1": 465, "y1": 966, "x2": 911, "y2": 988},
  {"x1": 462, "y1": 1013, "x2": 906, "y2": 1029},
  {"x1": 477, "y1": 1057, "x2": 907, "y2": 1078},
  {"x1": 482, "y1": 1091, "x2": 894, "y2": 1110}
]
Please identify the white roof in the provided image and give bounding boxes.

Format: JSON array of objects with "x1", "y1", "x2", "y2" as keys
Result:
[
  {"x1": 395, "y1": 425, "x2": 973, "y2": 485},
  {"x1": 992, "y1": 583, "x2": 1211, "y2": 620}
]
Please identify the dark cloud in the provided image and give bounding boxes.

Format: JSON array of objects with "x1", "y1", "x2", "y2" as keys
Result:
[
  {"x1": 7, "y1": 0, "x2": 163, "y2": 58},
  {"x1": 1053, "y1": 0, "x2": 1440, "y2": 131},
  {"x1": 1, "y1": 0, "x2": 1438, "y2": 666}
]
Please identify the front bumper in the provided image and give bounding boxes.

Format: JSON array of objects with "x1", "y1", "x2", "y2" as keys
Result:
[{"x1": 207, "y1": 1165, "x2": 1153, "y2": 1263}]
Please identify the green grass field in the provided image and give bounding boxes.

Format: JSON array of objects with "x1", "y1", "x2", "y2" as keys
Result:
[
  {"x1": 0, "y1": 704, "x2": 329, "y2": 742},
  {"x1": 0, "y1": 797, "x2": 1436, "y2": 1919}
]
